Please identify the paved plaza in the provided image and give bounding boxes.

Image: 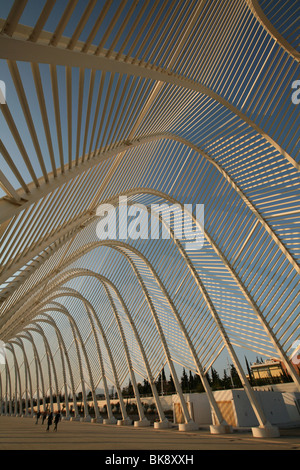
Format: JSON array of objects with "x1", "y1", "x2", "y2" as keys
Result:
[{"x1": 0, "y1": 417, "x2": 299, "y2": 451}]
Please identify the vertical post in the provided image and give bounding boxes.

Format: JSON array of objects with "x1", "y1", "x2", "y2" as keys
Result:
[{"x1": 102, "y1": 283, "x2": 149, "y2": 426}]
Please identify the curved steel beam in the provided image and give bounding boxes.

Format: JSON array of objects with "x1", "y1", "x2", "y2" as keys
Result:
[
  {"x1": 89, "y1": 245, "x2": 270, "y2": 429},
  {"x1": 75, "y1": 301, "x2": 115, "y2": 423},
  {"x1": 33, "y1": 316, "x2": 80, "y2": 419},
  {"x1": 169, "y1": 134, "x2": 300, "y2": 278},
  {"x1": 5, "y1": 343, "x2": 22, "y2": 415},
  {"x1": 104, "y1": 249, "x2": 227, "y2": 426},
  {"x1": 0, "y1": 33, "x2": 297, "y2": 173},
  {"x1": 17, "y1": 331, "x2": 46, "y2": 414},
  {"x1": 41, "y1": 290, "x2": 154, "y2": 425},
  {"x1": 106, "y1": 188, "x2": 300, "y2": 390},
  {"x1": 11, "y1": 256, "x2": 270, "y2": 428},
  {"x1": 4, "y1": 353, "x2": 12, "y2": 415},
  {"x1": 92, "y1": 282, "x2": 148, "y2": 424},
  {"x1": 1, "y1": 129, "x2": 298, "y2": 297},
  {"x1": 38, "y1": 299, "x2": 129, "y2": 422},
  {"x1": 10, "y1": 338, "x2": 34, "y2": 416},
  {"x1": 30, "y1": 274, "x2": 167, "y2": 425},
  {"x1": 38, "y1": 301, "x2": 97, "y2": 421},
  {"x1": 24, "y1": 327, "x2": 54, "y2": 413},
  {"x1": 76, "y1": 302, "x2": 115, "y2": 423},
  {"x1": 22, "y1": 328, "x2": 61, "y2": 413},
  {"x1": 38, "y1": 298, "x2": 114, "y2": 422},
  {"x1": 24, "y1": 326, "x2": 56, "y2": 413},
  {"x1": 50, "y1": 272, "x2": 192, "y2": 425},
  {"x1": 105, "y1": 246, "x2": 215, "y2": 425},
  {"x1": 27, "y1": 323, "x2": 72, "y2": 417},
  {"x1": 0, "y1": 134, "x2": 167, "y2": 225},
  {"x1": 30, "y1": 275, "x2": 195, "y2": 425},
  {"x1": 245, "y1": 0, "x2": 300, "y2": 62},
  {"x1": 43, "y1": 299, "x2": 117, "y2": 423},
  {"x1": 17, "y1": 274, "x2": 192, "y2": 425},
  {"x1": 2, "y1": 186, "x2": 299, "y2": 394}
]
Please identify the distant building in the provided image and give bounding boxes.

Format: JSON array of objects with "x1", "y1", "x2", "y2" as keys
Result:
[{"x1": 250, "y1": 358, "x2": 300, "y2": 383}]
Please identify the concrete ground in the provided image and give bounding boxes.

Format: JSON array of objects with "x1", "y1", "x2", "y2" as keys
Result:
[{"x1": 0, "y1": 416, "x2": 299, "y2": 451}]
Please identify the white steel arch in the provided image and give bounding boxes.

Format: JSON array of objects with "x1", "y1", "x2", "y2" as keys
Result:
[
  {"x1": 2, "y1": 187, "x2": 298, "y2": 388},
  {"x1": 1, "y1": 0, "x2": 299, "y2": 440}
]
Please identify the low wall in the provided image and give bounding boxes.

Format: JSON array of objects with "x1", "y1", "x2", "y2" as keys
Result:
[
  {"x1": 172, "y1": 389, "x2": 300, "y2": 427},
  {"x1": 28, "y1": 387, "x2": 300, "y2": 427}
]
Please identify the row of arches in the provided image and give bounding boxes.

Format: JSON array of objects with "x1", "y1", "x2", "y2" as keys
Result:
[
  {"x1": 1, "y1": 236, "x2": 300, "y2": 436},
  {"x1": 4, "y1": 188, "x2": 299, "y2": 379},
  {"x1": 0, "y1": 0, "x2": 299, "y2": 444}
]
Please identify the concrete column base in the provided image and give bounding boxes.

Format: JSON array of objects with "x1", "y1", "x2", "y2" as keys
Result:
[
  {"x1": 252, "y1": 424, "x2": 280, "y2": 438},
  {"x1": 178, "y1": 420, "x2": 198, "y2": 432},
  {"x1": 80, "y1": 416, "x2": 91, "y2": 422},
  {"x1": 70, "y1": 416, "x2": 80, "y2": 421},
  {"x1": 91, "y1": 417, "x2": 103, "y2": 423},
  {"x1": 117, "y1": 418, "x2": 132, "y2": 426},
  {"x1": 103, "y1": 417, "x2": 117, "y2": 425},
  {"x1": 210, "y1": 424, "x2": 233, "y2": 434},
  {"x1": 154, "y1": 419, "x2": 171, "y2": 429},
  {"x1": 134, "y1": 418, "x2": 150, "y2": 427},
  {"x1": 62, "y1": 416, "x2": 70, "y2": 421}
]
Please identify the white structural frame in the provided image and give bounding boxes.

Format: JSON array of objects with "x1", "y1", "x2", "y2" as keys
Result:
[{"x1": 1, "y1": 1, "x2": 299, "y2": 440}]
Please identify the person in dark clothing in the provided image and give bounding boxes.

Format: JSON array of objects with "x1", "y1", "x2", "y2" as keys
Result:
[
  {"x1": 42, "y1": 411, "x2": 47, "y2": 424},
  {"x1": 53, "y1": 411, "x2": 61, "y2": 432},
  {"x1": 35, "y1": 411, "x2": 41, "y2": 424},
  {"x1": 46, "y1": 412, "x2": 53, "y2": 431}
]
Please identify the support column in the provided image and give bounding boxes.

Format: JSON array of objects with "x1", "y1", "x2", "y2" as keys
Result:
[
  {"x1": 35, "y1": 318, "x2": 80, "y2": 420},
  {"x1": 6, "y1": 344, "x2": 21, "y2": 416},
  {"x1": 69, "y1": 322, "x2": 90, "y2": 422},
  {"x1": 102, "y1": 284, "x2": 149, "y2": 427},
  {"x1": 109, "y1": 256, "x2": 172, "y2": 428}
]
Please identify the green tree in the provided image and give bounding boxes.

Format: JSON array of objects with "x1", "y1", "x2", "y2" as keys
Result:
[
  {"x1": 230, "y1": 364, "x2": 242, "y2": 388},
  {"x1": 166, "y1": 374, "x2": 175, "y2": 393},
  {"x1": 139, "y1": 379, "x2": 151, "y2": 395},
  {"x1": 193, "y1": 373, "x2": 204, "y2": 393},
  {"x1": 245, "y1": 356, "x2": 254, "y2": 386},
  {"x1": 181, "y1": 368, "x2": 189, "y2": 392},
  {"x1": 189, "y1": 371, "x2": 194, "y2": 391},
  {"x1": 149, "y1": 403, "x2": 156, "y2": 414},
  {"x1": 221, "y1": 369, "x2": 232, "y2": 389},
  {"x1": 156, "y1": 367, "x2": 167, "y2": 395}
]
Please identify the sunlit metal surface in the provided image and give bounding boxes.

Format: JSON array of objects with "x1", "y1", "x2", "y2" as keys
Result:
[{"x1": 0, "y1": 1, "x2": 299, "y2": 431}]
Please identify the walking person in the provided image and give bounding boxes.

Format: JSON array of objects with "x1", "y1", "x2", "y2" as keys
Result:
[
  {"x1": 42, "y1": 410, "x2": 47, "y2": 425},
  {"x1": 53, "y1": 411, "x2": 61, "y2": 432},
  {"x1": 46, "y1": 411, "x2": 53, "y2": 431},
  {"x1": 35, "y1": 410, "x2": 41, "y2": 424}
]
